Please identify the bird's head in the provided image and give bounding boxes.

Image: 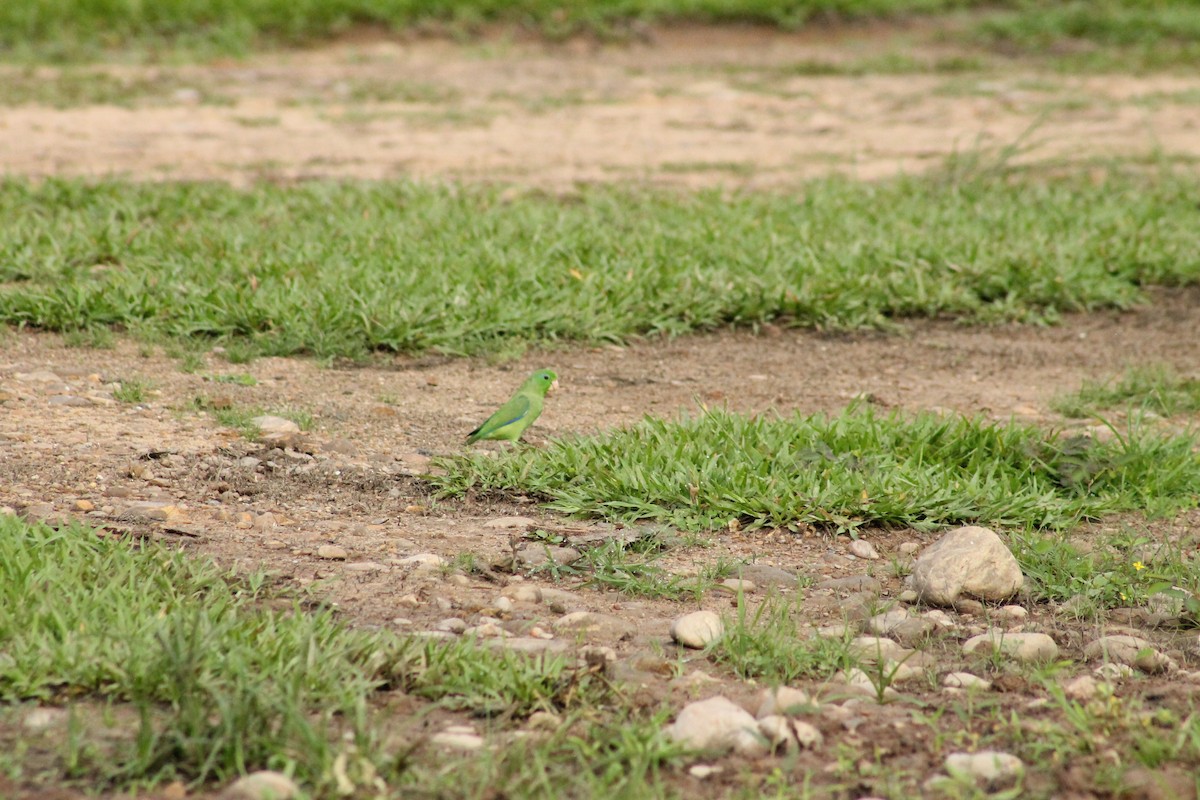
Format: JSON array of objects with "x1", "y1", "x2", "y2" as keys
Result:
[{"x1": 529, "y1": 369, "x2": 558, "y2": 395}]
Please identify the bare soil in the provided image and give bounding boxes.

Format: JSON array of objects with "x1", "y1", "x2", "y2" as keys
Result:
[{"x1": 2, "y1": 27, "x2": 1200, "y2": 800}]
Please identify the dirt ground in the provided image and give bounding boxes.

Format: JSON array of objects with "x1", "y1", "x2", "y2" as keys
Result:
[{"x1": 3, "y1": 27, "x2": 1200, "y2": 800}]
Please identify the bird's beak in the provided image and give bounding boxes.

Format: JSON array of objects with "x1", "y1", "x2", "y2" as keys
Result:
[{"x1": 550, "y1": 379, "x2": 559, "y2": 394}]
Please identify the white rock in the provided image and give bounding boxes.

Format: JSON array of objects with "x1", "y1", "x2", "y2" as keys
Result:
[
  {"x1": 718, "y1": 578, "x2": 756, "y2": 593},
  {"x1": 1084, "y1": 635, "x2": 1175, "y2": 674},
  {"x1": 483, "y1": 516, "x2": 537, "y2": 529},
  {"x1": 670, "y1": 610, "x2": 724, "y2": 649},
  {"x1": 791, "y1": 720, "x2": 823, "y2": 749},
  {"x1": 910, "y1": 526, "x2": 1024, "y2": 606},
  {"x1": 944, "y1": 750, "x2": 1024, "y2": 790},
  {"x1": 898, "y1": 542, "x2": 921, "y2": 556},
  {"x1": 1094, "y1": 663, "x2": 1135, "y2": 680},
  {"x1": 502, "y1": 585, "x2": 543, "y2": 603},
  {"x1": 664, "y1": 696, "x2": 764, "y2": 755},
  {"x1": 848, "y1": 636, "x2": 911, "y2": 664},
  {"x1": 435, "y1": 618, "x2": 467, "y2": 634},
  {"x1": 1062, "y1": 674, "x2": 1100, "y2": 700},
  {"x1": 833, "y1": 668, "x2": 896, "y2": 700},
  {"x1": 22, "y1": 707, "x2": 67, "y2": 731},
  {"x1": 250, "y1": 415, "x2": 300, "y2": 437},
  {"x1": 431, "y1": 726, "x2": 484, "y2": 751},
  {"x1": 220, "y1": 771, "x2": 299, "y2": 800},
  {"x1": 942, "y1": 672, "x2": 992, "y2": 691},
  {"x1": 688, "y1": 765, "x2": 723, "y2": 779},
  {"x1": 866, "y1": 610, "x2": 911, "y2": 636},
  {"x1": 996, "y1": 605, "x2": 1028, "y2": 623},
  {"x1": 756, "y1": 686, "x2": 815, "y2": 718},
  {"x1": 758, "y1": 715, "x2": 798, "y2": 751},
  {"x1": 848, "y1": 539, "x2": 880, "y2": 560},
  {"x1": 493, "y1": 596, "x2": 515, "y2": 613},
  {"x1": 962, "y1": 630, "x2": 1058, "y2": 663},
  {"x1": 393, "y1": 553, "x2": 447, "y2": 573}
]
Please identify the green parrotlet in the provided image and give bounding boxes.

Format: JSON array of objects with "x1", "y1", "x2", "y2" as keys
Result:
[{"x1": 466, "y1": 369, "x2": 558, "y2": 444}]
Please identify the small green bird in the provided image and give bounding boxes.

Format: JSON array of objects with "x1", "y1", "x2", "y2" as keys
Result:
[{"x1": 466, "y1": 369, "x2": 558, "y2": 444}]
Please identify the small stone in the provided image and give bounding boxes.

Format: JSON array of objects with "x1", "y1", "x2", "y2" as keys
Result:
[
  {"x1": 756, "y1": 686, "x2": 814, "y2": 718},
  {"x1": 736, "y1": 563, "x2": 799, "y2": 588},
  {"x1": 484, "y1": 516, "x2": 536, "y2": 529},
  {"x1": 463, "y1": 622, "x2": 506, "y2": 638},
  {"x1": 517, "y1": 545, "x2": 582, "y2": 567},
  {"x1": 834, "y1": 668, "x2": 897, "y2": 700},
  {"x1": 758, "y1": 715, "x2": 799, "y2": 752},
  {"x1": 963, "y1": 631, "x2": 1058, "y2": 663},
  {"x1": 996, "y1": 605, "x2": 1028, "y2": 624},
  {"x1": 664, "y1": 696, "x2": 763, "y2": 755},
  {"x1": 263, "y1": 539, "x2": 287, "y2": 550},
  {"x1": 790, "y1": 721, "x2": 823, "y2": 749},
  {"x1": 251, "y1": 415, "x2": 300, "y2": 438},
  {"x1": 688, "y1": 765, "x2": 723, "y2": 780},
  {"x1": 404, "y1": 504, "x2": 427, "y2": 514},
  {"x1": 942, "y1": 672, "x2": 992, "y2": 691},
  {"x1": 238, "y1": 456, "x2": 262, "y2": 469},
  {"x1": 502, "y1": 585, "x2": 543, "y2": 603},
  {"x1": 344, "y1": 561, "x2": 387, "y2": 573},
  {"x1": 446, "y1": 574, "x2": 470, "y2": 587},
  {"x1": 22, "y1": 707, "x2": 68, "y2": 731},
  {"x1": 1062, "y1": 674, "x2": 1100, "y2": 701},
  {"x1": 71, "y1": 498, "x2": 95, "y2": 512},
  {"x1": 1084, "y1": 635, "x2": 1175, "y2": 674},
  {"x1": 911, "y1": 526, "x2": 1024, "y2": 606},
  {"x1": 718, "y1": 578, "x2": 756, "y2": 593},
  {"x1": 670, "y1": 610, "x2": 724, "y2": 649},
  {"x1": 15, "y1": 369, "x2": 62, "y2": 383},
  {"x1": 392, "y1": 553, "x2": 447, "y2": 572},
  {"x1": 897, "y1": 589, "x2": 919, "y2": 603},
  {"x1": 848, "y1": 636, "x2": 911, "y2": 664},
  {"x1": 493, "y1": 596, "x2": 514, "y2": 613},
  {"x1": 431, "y1": 726, "x2": 484, "y2": 751},
  {"x1": 1094, "y1": 663, "x2": 1135, "y2": 680},
  {"x1": 899, "y1": 542, "x2": 921, "y2": 556},
  {"x1": 435, "y1": 618, "x2": 467, "y2": 634},
  {"x1": 526, "y1": 711, "x2": 562, "y2": 732},
  {"x1": 47, "y1": 395, "x2": 91, "y2": 407},
  {"x1": 553, "y1": 611, "x2": 635, "y2": 639},
  {"x1": 817, "y1": 575, "x2": 881, "y2": 593},
  {"x1": 220, "y1": 770, "x2": 299, "y2": 800},
  {"x1": 316, "y1": 545, "x2": 348, "y2": 560},
  {"x1": 921, "y1": 609, "x2": 957, "y2": 629},
  {"x1": 488, "y1": 636, "x2": 569, "y2": 654},
  {"x1": 943, "y1": 751, "x2": 1024, "y2": 791},
  {"x1": 580, "y1": 645, "x2": 617, "y2": 673},
  {"x1": 848, "y1": 539, "x2": 880, "y2": 560}
]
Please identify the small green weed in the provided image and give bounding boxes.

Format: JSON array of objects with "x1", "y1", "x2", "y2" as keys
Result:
[
  {"x1": 713, "y1": 592, "x2": 856, "y2": 684},
  {"x1": 112, "y1": 377, "x2": 154, "y2": 403}
]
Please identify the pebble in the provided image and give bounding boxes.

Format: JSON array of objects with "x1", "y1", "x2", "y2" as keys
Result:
[
  {"x1": 865, "y1": 610, "x2": 934, "y2": 646},
  {"x1": 51, "y1": 396, "x2": 93, "y2": 408},
  {"x1": 502, "y1": 585, "x2": 543, "y2": 603},
  {"x1": 392, "y1": 553, "x2": 447, "y2": 573},
  {"x1": 435, "y1": 618, "x2": 467, "y2": 634},
  {"x1": 942, "y1": 672, "x2": 992, "y2": 691},
  {"x1": 756, "y1": 686, "x2": 815, "y2": 718},
  {"x1": 688, "y1": 765, "x2": 723, "y2": 780},
  {"x1": 316, "y1": 545, "x2": 348, "y2": 560},
  {"x1": 910, "y1": 526, "x2": 1024, "y2": 606},
  {"x1": 22, "y1": 707, "x2": 68, "y2": 731},
  {"x1": 251, "y1": 415, "x2": 300, "y2": 438},
  {"x1": 670, "y1": 610, "x2": 724, "y2": 649},
  {"x1": 1084, "y1": 634, "x2": 1174, "y2": 674},
  {"x1": 219, "y1": 771, "x2": 299, "y2": 800},
  {"x1": 1062, "y1": 674, "x2": 1100, "y2": 700},
  {"x1": 488, "y1": 636, "x2": 569, "y2": 654},
  {"x1": 344, "y1": 561, "x2": 387, "y2": 573},
  {"x1": 962, "y1": 631, "x2": 1058, "y2": 663},
  {"x1": 898, "y1": 542, "x2": 921, "y2": 556},
  {"x1": 735, "y1": 563, "x2": 799, "y2": 588},
  {"x1": 848, "y1": 539, "x2": 880, "y2": 560},
  {"x1": 848, "y1": 636, "x2": 911, "y2": 664},
  {"x1": 718, "y1": 578, "x2": 756, "y2": 593},
  {"x1": 943, "y1": 751, "x2": 1024, "y2": 791},
  {"x1": 579, "y1": 645, "x2": 617, "y2": 673},
  {"x1": 553, "y1": 611, "x2": 635, "y2": 639},
  {"x1": 483, "y1": 516, "x2": 537, "y2": 529},
  {"x1": 1094, "y1": 663, "x2": 1136, "y2": 680},
  {"x1": 664, "y1": 696, "x2": 764, "y2": 755},
  {"x1": 995, "y1": 605, "x2": 1028, "y2": 624},
  {"x1": 816, "y1": 575, "x2": 881, "y2": 593},
  {"x1": 517, "y1": 545, "x2": 582, "y2": 567},
  {"x1": 72, "y1": 499, "x2": 95, "y2": 512},
  {"x1": 834, "y1": 668, "x2": 897, "y2": 700},
  {"x1": 492, "y1": 596, "x2": 514, "y2": 613},
  {"x1": 431, "y1": 726, "x2": 484, "y2": 751}
]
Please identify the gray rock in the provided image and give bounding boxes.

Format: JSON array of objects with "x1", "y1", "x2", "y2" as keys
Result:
[
  {"x1": 848, "y1": 636, "x2": 911, "y2": 664},
  {"x1": 48, "y1": 395, "x2": 91, "y2": 407},
  {"x1": 316, "y1": 544, "x2": 348, "y2": 560},
  {"x1": 670, "y1": 610, "x2": 724, "y2": 649},
  {"x1": 963, "y1": 631, "x2": 1058, "y2": 663},
  {"x1": 502, "y1": 585, "x2": 543, "y2": 603},
  {"x1": 942, "y1": 672, "x2": 992, "y2": 691},
  {"x1": 943, "y1": 751, "x2": 1024, "y2": 791},
  {"x1": 392, "y1": 553, "x2": 447, "y2": 573},
  {"x1": 1084, "y1": 635, "x2": 1175, "y2": 674},
  {"x1": 848, "y1": 539, "x2": 880, "y2": 560},
  {"x1": 865, "y1": 609, "x2": 934, "y2": 646},
  {"x1": 898, "y1": 542, "x2": 921, "y2": 556},
  {"x1": 736, "y1": 563, "x2": 799, "y2": 588},
  {"x1": 911, "y1": 526, "x2": 1023, "y2": 606},
  {"x1": 717, "y1": 578, "x2": 756, "y2": 594},
  {"x1": 518, "y1": 545, "x2": 582, "y2": 567},
  {"x1": 816, "y1": 575, "x2": 882, "y2": 593},
  {"x1": 435, "y1": 618, "x2": 467, "y2": 634},
  {"x1": 219, "y1": 771, "x2": 299, "y2": 800},
  {"x1": 665, "y1": 697, "x2": 764, "y2": 755}
]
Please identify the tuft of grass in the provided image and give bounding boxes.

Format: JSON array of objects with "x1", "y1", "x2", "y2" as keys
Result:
[
  {"x1": 189, "y1": 396, "x2": 313, "y2": 438},
  {"x1": 0, "y1": 170, "x2": 1197, "y2": 359},
  {"x1": 713, "y1": 592, "x2": 856, "y2": 684},
  {"x1": 1054, "y1": 365, "x2": 1200, "y2": 418},
  {"x1": 0, "y1": 516, "x2": 624, "y2": 795},
  {"x1": 434, "y1": 405, "x2": 1200, "y2": 534},
  {"x1": 112, "y1": 377, "x2": 155, "y2": 404},
  {"x1": 203, "y1": 372, "x2": 258, "y2": 386}
]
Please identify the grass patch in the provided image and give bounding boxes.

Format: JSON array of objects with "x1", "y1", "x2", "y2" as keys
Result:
[
  {"x1": 0, "y1": 516, "x2": 631, "y2": 795},
  {"x1": 1, "y1": 169, "x2": 1198, "y2": 359},
  {"x1": 0, "y1": 66, "x2": 226, "y2": 107},
  {"x1": 190, "y1": 396, "x2": 313, "y2": 438},
  {"x1": 433, "y1": 405, "x2": 1200, "y2": 534},
  {"x1": 113, "y1": 377, "x2": 155, "y2": 404},
  {"x1": 1055, "y1": 365, "x2": 1200, "y2": 419},
  {"x1": 713, "y1": 592, "x2": 856, "y2": 684}
]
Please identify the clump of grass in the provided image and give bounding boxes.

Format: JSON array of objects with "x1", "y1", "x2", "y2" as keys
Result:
[
  {"x1": 204, "y1": 372, "x2": 258, "y2": 386},
  {"x1": 0, "y1": 516, "x2": 622, "y2": 794},
  {"x1": 433, "y1": 405, "x2": 1200, "y2": 533},
  {"x1": 189, "y1": 396, "x2": 313, "y2": 438},
  {"x1": 0, "y1": 170, "x2": 1197, "y2": 359},
  {"x1": 112, "y1": 377, "x2": 155, "y2": 403},
  {"x1": 1055, "y1": 364, "x2": 1200, "y2": 418},
  {"x1": 714, "y1": 592, "x2": 856, "y2": 684}
]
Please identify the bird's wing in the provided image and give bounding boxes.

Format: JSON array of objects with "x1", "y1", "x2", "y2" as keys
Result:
[{"x1": 472, "y1": 394, "x2": 531, "y2": 438}]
